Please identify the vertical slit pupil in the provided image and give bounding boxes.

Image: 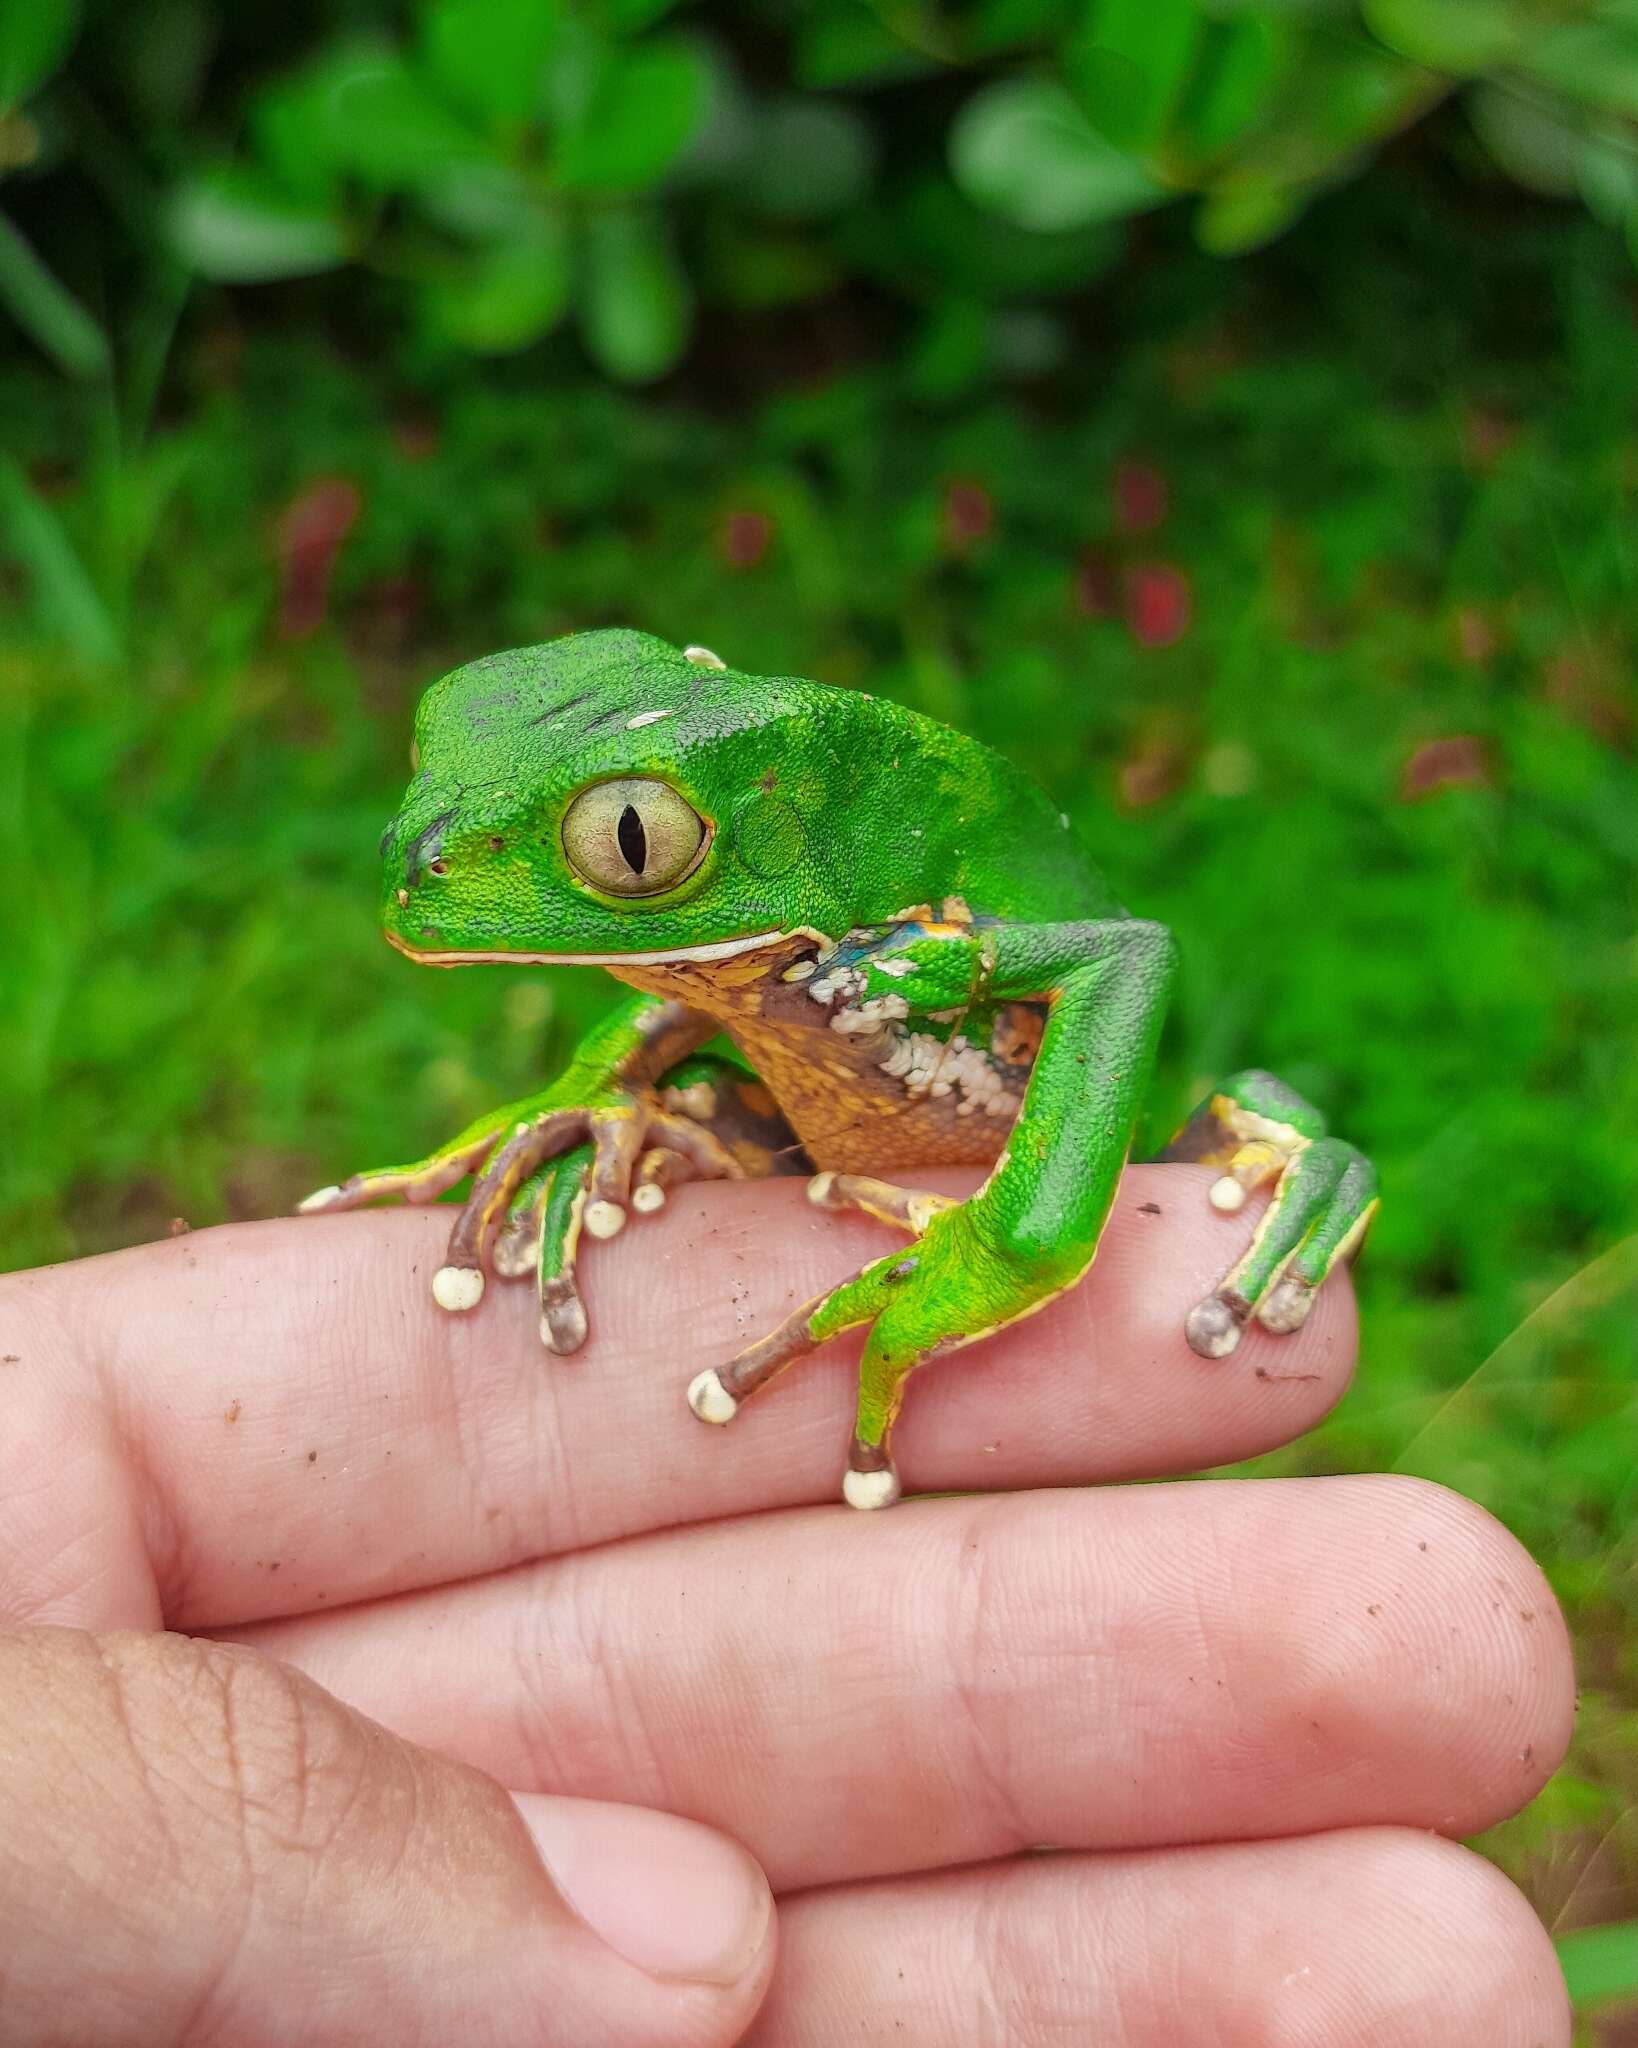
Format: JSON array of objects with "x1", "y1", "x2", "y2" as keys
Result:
[{"x1": 617, "y1": 804, "x2": 647, "y2": 875}]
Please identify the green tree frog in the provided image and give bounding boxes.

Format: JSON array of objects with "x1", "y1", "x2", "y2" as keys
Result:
[{"x1": 302, "y1": 631, "x2": 1377, "y2": 1508}]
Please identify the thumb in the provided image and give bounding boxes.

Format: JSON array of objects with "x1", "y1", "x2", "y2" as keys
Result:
[{"x1": 0, "y1": 1628, "x2": 774, "y2": 2047}]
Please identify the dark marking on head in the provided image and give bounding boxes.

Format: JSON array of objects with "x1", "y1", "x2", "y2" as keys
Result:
[
  {"x1": 758, "y1": 767, "x2": 779, "y2": 793},
  {"x1": 580, "y1": 703, "x2": 628, "y2": 737},
  {"x1": 377, "y1": 820, "x2": 396, "y2": 858},
  {"x1": 405, "y1": 808, "x2": 456, "y2": 883},
  {"x1": 528, "y1": 692, "x2": 593, "y2": 727}
]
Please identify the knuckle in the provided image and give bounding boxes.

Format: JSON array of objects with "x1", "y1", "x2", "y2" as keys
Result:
[{"x1": 98, "y1": 1633, "x2": 386, "y2": 1871}]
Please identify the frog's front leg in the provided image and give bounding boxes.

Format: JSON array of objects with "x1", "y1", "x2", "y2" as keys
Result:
[
  {"x1": 688, "y1": 917, "x2": 1178, "y2": 1507},
  {"x1": 1157, "y1": 1070, "x2": 1379, "y2": 1357},
  {"x1": 298, "y1": 995, "x2": 750, "y2": 1346}
]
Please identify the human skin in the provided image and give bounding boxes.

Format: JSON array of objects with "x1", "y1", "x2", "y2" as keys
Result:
[{"x1": 0, "y1": 1165, "x2": 1574, "y2": 2046}]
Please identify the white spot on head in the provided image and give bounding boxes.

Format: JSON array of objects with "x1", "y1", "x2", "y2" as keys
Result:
[
  {"x1": 297, "y1": 1184, "x2": 341, "y2": 1214},
  {"x1": 626, "y1": 710, "x2": 673, "y2": 729},
  {"x1": 432, "y1": 1264, "x2": 485, "y2": 1312},
  {"x1": 683, "y1": 645, "x2": 726, "y2": 668},
  {"x1": 688, "y1": 1367, "x2": 739, "y2": 1424},
  {"x1": 1209, "y1": 1176, "x2": 1247, "y2": 1213},
  {"x1": 1059, "y1": 813, "x2": 1070, "y2": 829},
  {"x1": 584, "y1": 1200, "x2": 626, "y2": 1240},
  {"x1": 842, "y1": 1466, "x2": 900, "y2": 1510},
  {"x1": 631, "y1": 1183, "x2": 666, "y2": 1214}
]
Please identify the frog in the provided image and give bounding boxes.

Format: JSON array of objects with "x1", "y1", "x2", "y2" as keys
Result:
[{"x1": 300, "y1": 629, "x2": 1378, "y2": 1509}]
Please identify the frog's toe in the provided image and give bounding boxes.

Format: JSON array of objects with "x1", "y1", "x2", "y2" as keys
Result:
[
  {"x1": 631, "y1": 1145, "x2": 691, "y2": 1215},
  {"x1": 842, "y1": 1441, "x2": 901, "y2": 1511},
  {"x1": 432, "y1": 1264, "x2": 485, "y2": 1313},
  {"x1": 1187, "y1": 1135, "x2": 1378, "y2": 1361},
  {"x1": 296, "y1": 1133, "x2": 494, "y2": 1216},
  {"x1": 807, "y1": 1171, "x2": 955, "y2": 1236},
  {"x1": 686, "y1": 1367, "x2": 739, "y2": 1425}
]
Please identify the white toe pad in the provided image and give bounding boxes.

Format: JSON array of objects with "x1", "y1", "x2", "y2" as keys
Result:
[
  {"x1": 687, "y1": 1368, "x2": 739, "y2": 1425},
  {"x1": 432, "y1": 1264, "x2": 485, "y2": 1312},
  {"x1": 842, "y1": 1466, "x2": 901, "y2": 1511}
]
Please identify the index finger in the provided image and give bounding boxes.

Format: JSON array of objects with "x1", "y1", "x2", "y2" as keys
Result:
[{"x1": 0, "y1": 1166, "x2": 1355, "y2": 1630}]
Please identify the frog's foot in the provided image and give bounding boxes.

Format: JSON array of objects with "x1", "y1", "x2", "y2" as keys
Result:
[
  {"x1": 1161, "y1": 1071, "x2": 1379, "y2": 1359},
  {"x1": 300, "y1": 1090, "x2": 743, "y2": 1348},
  {"x1": 688, "y1": 1204, "x2": 1057, "y2": 1510}
]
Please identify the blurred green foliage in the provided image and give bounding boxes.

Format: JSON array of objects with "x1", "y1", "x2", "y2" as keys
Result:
[
  {"x1": 4, "y1": 0, "x2": 1638, "y2": 385},
  {"x1": 0, "y1": 0, "x2": 1634, "y2": 2032}
]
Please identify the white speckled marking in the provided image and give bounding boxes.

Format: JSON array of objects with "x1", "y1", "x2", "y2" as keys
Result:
[
  {"x1": 626, "y1": 710, "x2": 673, "y2": 728},
  {"x1": 688, "y1": 1367, "x2": 739, "y2": 1424},
  {"x1": 843, "y1": 1466, "x2": 900, "y2": 1510},
  {"x1": 432, "y1": 1264, "x2": 484, "y2": 1312},
  {"x1": 683, "y1": 645, "x2": 726, "y2": 668}
]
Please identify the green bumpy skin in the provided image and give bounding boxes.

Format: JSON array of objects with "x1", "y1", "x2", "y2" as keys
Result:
[{"x1": 300, "y1": 630, "x2": 1378, "y2": 1509}]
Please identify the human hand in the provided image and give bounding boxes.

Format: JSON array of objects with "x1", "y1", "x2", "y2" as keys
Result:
[{"x1": 0, "y1": 1167, "x2": 1573, "y2": 2045}]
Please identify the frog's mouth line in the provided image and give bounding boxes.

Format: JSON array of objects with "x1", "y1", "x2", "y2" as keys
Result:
[{"x1": 385, "y1": 926, "x2": 820, "y2": 969}]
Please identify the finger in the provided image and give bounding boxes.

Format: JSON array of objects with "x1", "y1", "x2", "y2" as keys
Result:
[
  {"x1": 746, "y1": 1830, "x2": 1569, "y2": 2047},
  {"x1": 230, "y1": 1478, "x2": 1573, "y2": 1892},
  {"x1": 0, "y1": 1166, "x2": 1355, "y2": 1627},
  {"x1": 0, "y1": 1627, "x2": 773, "y2": 2048}
]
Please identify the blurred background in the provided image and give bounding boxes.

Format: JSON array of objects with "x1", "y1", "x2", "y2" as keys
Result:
[{"x1": 0, "y1": 0, "x2": 1634, "y2": 2027}]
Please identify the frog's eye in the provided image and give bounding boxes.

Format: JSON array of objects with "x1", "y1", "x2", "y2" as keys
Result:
[{"x1": 561, "y1": 778, "x2": 708, "y2": 897}]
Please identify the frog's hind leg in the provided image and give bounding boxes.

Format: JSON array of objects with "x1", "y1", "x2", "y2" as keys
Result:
[{"x1": 1159, "y1": 1070, "x2": 1378, "y2": 1357}]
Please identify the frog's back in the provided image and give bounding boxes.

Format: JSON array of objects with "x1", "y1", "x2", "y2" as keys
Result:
[{"x1": 817, "y1": 687, "x2": 1125, "y2": 928}]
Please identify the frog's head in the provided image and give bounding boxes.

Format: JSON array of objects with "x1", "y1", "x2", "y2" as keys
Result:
[{"x1": 378, "y1": 630, "x2": 869, "y2": 966}]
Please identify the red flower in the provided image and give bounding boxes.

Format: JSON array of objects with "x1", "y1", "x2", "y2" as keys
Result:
[
  {"x1": 276, "y1": 478, "x2": 362, "y2": 640},
  {"x1": 1125, "y1": 564, "x2": 1191, "y2": 648}
]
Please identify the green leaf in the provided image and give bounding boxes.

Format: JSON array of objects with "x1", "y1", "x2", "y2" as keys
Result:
[
  {"x1": 0, "y1": 451, "x2": 117, "y2": 661},
  {"x1": 1063, "y1": 0, "x2": 1203, "y2": 152},
  {"x1": 554, "y1": 39, "x2": 709, "y2": 191},
  {"x1": 424, "y1": 222, "x2": 570, "y2": 350},
  {"x1": 1519, "y1": 22, "x2": 1638, "y2": 120},
  {"x1": 1577, "y1": 126, "x2": 1638, "y2": 226},
  {"x1": 0, "y1": 0, "x2": 78, "y2": 107},
  {"x1": 309, "y1": 42, "x2": 482, "y2": 188},
  {"x1": 418, "y1": 0, "x2": 563, "y2": 126},
  {"x1": 1362, "y1": 0, "x2": 1519, "y2": 73},
  {"x1": 742, "y1": 98, "x2": 876, "y2": 221},
  {"x1": 0, "y1": 207, "x2": 108, "y2": 377},
  {"x1": 417, "y1": 160, "x2": 546, "y2": 242},
  {"x1": 578, "y1": 206, "x2": 690, "y2": 381},
  {"x1": 795, "y1": 6, "x2": 936, "y2": 89},
  {"x1": 1178, "y1": 16, "x2": 1292, "y2": 158},
  {"x1": 950, "y1": 77, "x2": 1167, "y2": 230},
  {"x1": 1555, "y1": 1922, "x2": 1638, "y2": 2008},
  {"x1": 870, "y1": 173, "x2": 1126, "y2": 299},
  {"x1": 1467, "y1": 80, "x2": 1581, "y2": 197},
  {"x1": 1195, "y1": 175, "x2": 1309, "y2": 252},
  {"x1": 167, "y1": 168, "x2": 348, "y2": 281}
]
